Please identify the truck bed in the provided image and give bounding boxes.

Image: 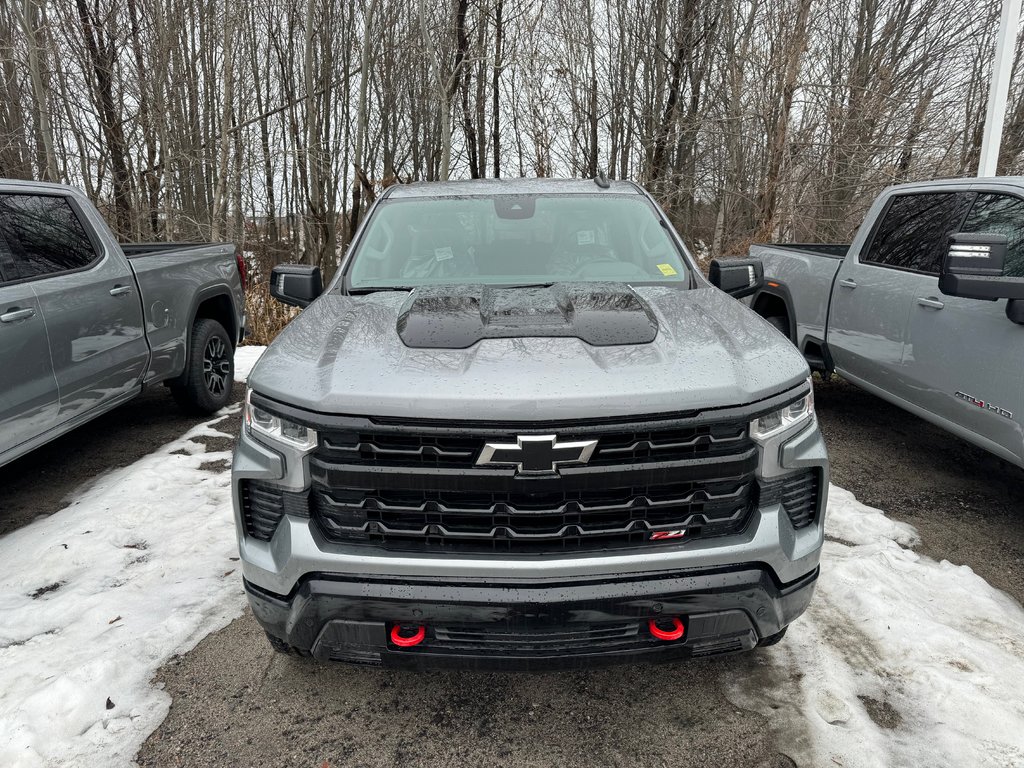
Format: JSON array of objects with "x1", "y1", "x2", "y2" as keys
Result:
[
  {"x1": 756, "y1": 243, "x2": 849, "y2": 259},
  {"x1": 121, "y1": 242, "x2": 226, "y2": 258},
  {"x1": 126, "y1": 242, "x2": 241, "y2": 383},
  {"x1": 749, "y1": 243, "x2": 849, "y2": 353}
]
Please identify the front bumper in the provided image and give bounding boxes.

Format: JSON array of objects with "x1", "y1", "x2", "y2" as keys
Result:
[
  {"x1": 246, "y1": 565, "x2": 817, "y2": 669},
  {"x1": 233, "y1": 417, "x2": 827, "y2": 594},
  {"x1": 234, "y1": 394, "x2": 828, "y2": 669}
]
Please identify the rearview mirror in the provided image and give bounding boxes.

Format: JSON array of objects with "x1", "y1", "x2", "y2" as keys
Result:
[
  {"x1": 938, "y1": 233, "x2": 1024, "y2": 301},
  {"x1": 709, "y1": 258, "x2": 764, "y2": 299},
  {"x1": 270, "y1": 264, "x2": 323, "y2": 308}
]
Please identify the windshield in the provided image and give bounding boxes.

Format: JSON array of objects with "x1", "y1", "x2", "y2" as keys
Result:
[{"x1": 345, "y1": 194, "x2": 691, "y2": 290}]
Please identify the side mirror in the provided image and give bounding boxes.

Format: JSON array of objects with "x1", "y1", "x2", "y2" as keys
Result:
[
  {"x1": 709, "y1": 258, "x2": 764, "y2": 299},
  {"x1": 270, "y1": 264, "x2": 323, "y2": 308},
  {"x1": 939, "y1": 233, "x2": 1024, "y2": 301}
]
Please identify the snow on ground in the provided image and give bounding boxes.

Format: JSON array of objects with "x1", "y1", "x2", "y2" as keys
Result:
[
  {"x1": 728, "y1": 484, "x2": 1024, "y2": 767},
  {"x1": 2, "y1": 344, "x2": 1024, "y2": 767},
  {"x1": 234, "y1": 344, "x2": 265, "y2": 382},
  {"x1": 0, "y1": 347, "x2": 265, "y2": 768}
]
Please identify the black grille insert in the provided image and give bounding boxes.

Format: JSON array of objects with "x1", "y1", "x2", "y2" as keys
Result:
[
  {"x1": 309, "y1": 413, "x2": 760, "y2": 554},
  {"x1": 761, "y1": 470, "x2": 820, "y2": 530},
  {"x1": 430, "y1": 622, "x2": 646, "y2": 655},
  {"x1": 317, "y1": 421, "x2": 750, "y2": 468},
  {"x1": 313, "y1": 475, "x2": 756, "y2": 553},
  {"x1": 241, "y1": 481, "x2": 309, "y2": 541}
]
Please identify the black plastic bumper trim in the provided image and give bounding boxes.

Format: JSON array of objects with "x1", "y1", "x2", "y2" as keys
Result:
[{"x1": 244, "y1": 565, "x2": 817, "y2": 670}]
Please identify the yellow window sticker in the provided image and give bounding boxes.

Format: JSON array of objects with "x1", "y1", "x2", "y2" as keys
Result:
[{"x1": 657, "y1": 263, "x2": 677, "y2": 276}]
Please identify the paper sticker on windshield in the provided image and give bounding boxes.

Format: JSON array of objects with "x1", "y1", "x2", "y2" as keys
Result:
[
  {"x1": 434, "y1": 247, "x2": 454, "y2": 262},
  {"x1": 657, "y1": 263, "x2": 677, "y2": 276},
  {"x1": 576, "y1": 230, "x2": 596, "y2": 246}
]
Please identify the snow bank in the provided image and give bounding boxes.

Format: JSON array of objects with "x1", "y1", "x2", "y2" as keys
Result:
[
  {"x1": 728, "y1": 484, "x2": 1024, "y2": 766},
  {"x1": 234, "y1": 345, "x2": 265, "y2": 383},
  {"x1": 0, "y1": 348, "x2": 265, "y2": 768}
]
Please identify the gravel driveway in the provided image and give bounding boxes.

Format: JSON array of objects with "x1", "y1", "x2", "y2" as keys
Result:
[{"x1": 2, "y1": 375, "x2": 1022, "y2": 767}]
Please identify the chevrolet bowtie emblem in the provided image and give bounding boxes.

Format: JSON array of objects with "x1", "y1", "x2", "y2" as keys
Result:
[{"x1": 476, "y1": 434, "x2": 598, "y2": 475}]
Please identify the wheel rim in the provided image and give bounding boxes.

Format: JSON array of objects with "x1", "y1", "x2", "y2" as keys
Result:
[{"x1": 202, "y1": 336, "x2": 230, "y2": 396}]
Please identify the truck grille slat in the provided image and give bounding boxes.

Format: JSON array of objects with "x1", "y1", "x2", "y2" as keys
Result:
[
  {"x1": 309, "y1": 414, "x2": 761, "y2": 554},
  {"x1": 432, "y1": 623, "x2": 641, "y2": 652},
  {"x1": 317, "y1": 421, "x2": 749, "y2": 468}
]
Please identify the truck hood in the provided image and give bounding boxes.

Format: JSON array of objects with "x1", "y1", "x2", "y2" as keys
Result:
[{"x1": 248, "y1": 285, "x2": 809, "y2": 421}]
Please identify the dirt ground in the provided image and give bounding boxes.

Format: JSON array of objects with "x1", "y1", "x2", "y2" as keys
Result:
[{"x1": 2, "y1": 375, "x2": 1022, "y2": 767}]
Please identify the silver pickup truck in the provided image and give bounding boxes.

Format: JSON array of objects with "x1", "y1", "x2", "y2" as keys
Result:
[
  {"x1": 746, "y1": 177, "x2": 1024, "y2": 467},
  {"x1": 233, "y1": 177, "x2": 827, "y2": 668},
  {"x1": 0, "y1": 180, "x2": 246, "y2": 467}
]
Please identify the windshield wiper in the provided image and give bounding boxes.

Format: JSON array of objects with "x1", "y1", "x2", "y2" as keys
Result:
[
  {"x1": 348, "y1": 282, "x2": 561, "y2": 294},
  {"x1": 491, "y1": 282, "x2": 559, "y2": 289},
  {"x1": 345, "y1": 286, "x2": 415, "y2": 295}
]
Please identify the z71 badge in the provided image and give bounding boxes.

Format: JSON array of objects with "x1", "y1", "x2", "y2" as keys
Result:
[{"x1": 955, "y1": 391, "x2": 1013, "y2": 419}]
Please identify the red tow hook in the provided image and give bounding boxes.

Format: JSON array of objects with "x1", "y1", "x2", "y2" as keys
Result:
[
  {"x1": 648, "y1": 617, "x2": 686, "y2": 641},
  {"x1": 390, "y1": 624, "x2": 427, "y2": 648}
]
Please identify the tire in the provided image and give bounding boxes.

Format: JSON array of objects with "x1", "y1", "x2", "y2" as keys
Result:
[
  {"x1": 765, "y1": 315, "x2": 791, "y2": 341},
  {"x1": 757, "y1": 626, "x2": 788, "y2": 647},
  {"x1": 170, "y1": 318, "x2": 234, "y2": 414},
  {"x1": 266, "y1": 632, "x2": 293, "y2": 654}
]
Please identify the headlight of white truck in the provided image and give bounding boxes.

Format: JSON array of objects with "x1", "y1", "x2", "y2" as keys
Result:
[
  {"x1": 751, "y1": 377, "x2": 814, "y2": 441},
  {"x1": 244, "y1": 388, "x2": 318, "y2": 451}
]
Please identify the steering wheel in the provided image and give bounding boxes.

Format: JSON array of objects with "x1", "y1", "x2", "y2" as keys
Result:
[{"x1": 569, "y1": 252, "x2": 620, "y2": 279}]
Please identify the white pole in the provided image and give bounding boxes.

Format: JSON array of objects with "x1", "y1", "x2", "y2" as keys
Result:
[{"x1": 978, "y1": 0, "x2": 1023, "y2": 177}]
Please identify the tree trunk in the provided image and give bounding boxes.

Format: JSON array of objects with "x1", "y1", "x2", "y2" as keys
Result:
[
  {"x1": 492, "y1": 0, "x2": 502, "y2": 177},
  {"x1": 18, "y1": 0, "x2": 58, "y2": 182},
  {"x1": 74, "y1": 0, "x2": 134, "y2": 238}
]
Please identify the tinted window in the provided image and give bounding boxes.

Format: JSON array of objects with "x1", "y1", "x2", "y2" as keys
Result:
[
  {"x1": 961, "y1": 193, "x2": 1024, "y2": 277},
  {"x1": 347, "y1": 194, "x2": 689, "y2": 289},
  {"x1": 0, "y1": 240, "x2": 14, "y2": 283},
  {"x1": 864, "y1": 192, "x2": 973, "y2": 274},
  {"x1": 0, "y1": 194, "x2": 98, "y2": 280}
]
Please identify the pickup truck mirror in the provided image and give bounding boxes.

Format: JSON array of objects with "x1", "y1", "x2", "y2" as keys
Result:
[
  {"x1": 709, "y1": 258, "x2": 764, "y2": 299},
  {"x1": 270, "y1": 264, "x2": 323, "y2": 308},
  {"x1": 938, "y1": 233, "x2": 1024, "y2": 301}
]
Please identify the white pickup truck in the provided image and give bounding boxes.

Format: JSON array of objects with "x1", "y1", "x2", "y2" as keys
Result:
[{"x1": 744, "y1": 177, "x2": 1024, "y2": 467}]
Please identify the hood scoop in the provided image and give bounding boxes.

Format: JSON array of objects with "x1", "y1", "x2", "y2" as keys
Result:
[{"x1": 396, "y1": 283, "x2": 659, "y2": 349}]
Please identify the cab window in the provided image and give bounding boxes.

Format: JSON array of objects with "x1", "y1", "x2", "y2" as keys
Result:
[
  {"x1": 960, "y1": 193, "x2": 1024, "y2": 277},
  {"x1": 864, "y1": 192, "x2": 973, "y2": 274},
  {"x1": 0, "y1": 194, "x2": 99, "y2": 281}
]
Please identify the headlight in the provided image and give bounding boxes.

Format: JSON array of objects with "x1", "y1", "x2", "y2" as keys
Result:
[
  {"x1": 751, "y1": 377, "x2": 814, "y2": 441},
  {"x1": 244, "y1": 389, "x2": 318, "y2": 451}
]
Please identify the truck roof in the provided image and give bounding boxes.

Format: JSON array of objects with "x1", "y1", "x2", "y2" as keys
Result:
[
  {"x1": 885, "y1": 176, "x2": 1024, "y2": 193},
  {"x1": 0, "y1": 178, "x2": 80, "y2": 195},
  {"x1": 385, "y1": 177, "x2": 640, "y2": 199}
]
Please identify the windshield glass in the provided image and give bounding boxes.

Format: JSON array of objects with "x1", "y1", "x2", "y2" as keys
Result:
[{"x1": 346, "y1": 194, "x2": 691, "y2": 289}]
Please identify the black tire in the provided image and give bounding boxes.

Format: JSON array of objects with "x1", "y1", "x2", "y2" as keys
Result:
[
  {"x1": 765, "y1": 315, "x2": 791, "y2": 341},
  {"x1": 266, "y1": 631, "x2": 293, "y2": 654},
  {"x1": 757, "y1": 626, "x2": 788, "y2": 647},
  {"x1": 170, "y1": 318, "x2": 234, "y2": 415}
]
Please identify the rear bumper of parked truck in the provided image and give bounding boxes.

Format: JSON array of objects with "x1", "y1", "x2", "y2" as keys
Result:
[{"x1": 245, "y1": 565, "x2": 817, "y2": 669}]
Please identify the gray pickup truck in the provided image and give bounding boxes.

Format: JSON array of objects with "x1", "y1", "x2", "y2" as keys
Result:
[
  {"x1": 233, "y1": 177, "x2": 828, "y2": 668},
  {"x1": 0, "y1": 180, "x2": 246, "y2": 467},
  {"x1": 746, "y1": 177, "x2": 1024, "y2": 467}
]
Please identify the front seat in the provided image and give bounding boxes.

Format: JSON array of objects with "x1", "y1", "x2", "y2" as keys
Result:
[{"x1": 548, "y1": 226, "x2": 617, "y2": 277}]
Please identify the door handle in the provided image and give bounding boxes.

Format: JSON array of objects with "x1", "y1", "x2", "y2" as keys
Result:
[
  {"x1": 109, "y1": 285, "x2": 132, "y2": 297},
  {"x1": 838, "y1": 278, "x2": 858, "y2": 289},
  {"x1": 916, "y1": 297, "x2": 945, "y2": 310},
  {"x1": 0, "y1": 307, "x2": 36, "y2": 323}
]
